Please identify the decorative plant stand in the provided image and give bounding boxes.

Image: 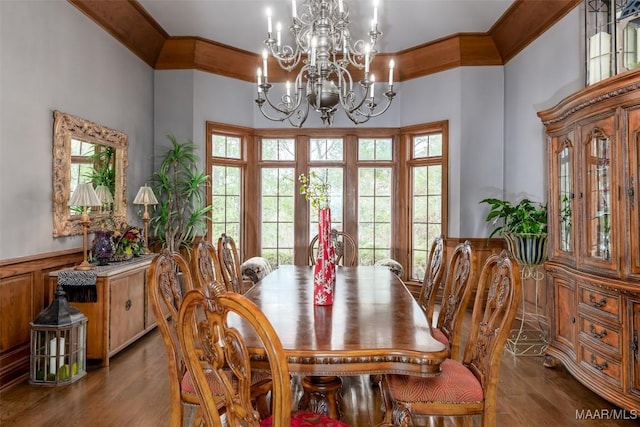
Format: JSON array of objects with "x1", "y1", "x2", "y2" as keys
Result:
[{"x1": 505, "y1": 264, "x2": 548, "y2": 356}]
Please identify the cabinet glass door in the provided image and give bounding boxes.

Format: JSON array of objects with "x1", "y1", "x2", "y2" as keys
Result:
[
  {"x1": 585, "y1": 126, "x2": 614, "y2": 264},
  {"x1": 558, "y1": 139, "x2": 574, "y2": 254}
]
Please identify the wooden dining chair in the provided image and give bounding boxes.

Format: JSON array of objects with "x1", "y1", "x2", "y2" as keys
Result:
[
  {"x1": 217, "y1": 233, "x2": 248, "y2": 293},
  {"x1": 191, "y1": 240, "x2": 227, "y2": 294},
  {"x1": 309, "y1": 229, "x2": 357, "y2": 266},
  {"x1": 148, "y1": 250, "x2": 272, "y2": 426},
  {"x1": 433, "y1": 240, "x2": 474, "y2": 361},
  {"x1": 177, "y1": 287, "x2": 351, "y2": 427},
  {"x1": 416, "y1": 235, "x2": 445, "y2": 325},
  {"x1": 380, "y1": 250, "x2": 522, "y2": 427}
]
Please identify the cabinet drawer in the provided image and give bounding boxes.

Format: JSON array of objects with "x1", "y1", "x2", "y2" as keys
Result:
[
  {"x1": 579, "y1": 285, "x2": 621, "y2": 320},
  {"x1": 578, "y1": 315, "x2": 621, "y2": 355},
  {"x1": 580, "y1": 345, "x2": 622, "y2": 386},
  {"x1": 109, "y1": 271, "x2": 145, "y2": 352}
]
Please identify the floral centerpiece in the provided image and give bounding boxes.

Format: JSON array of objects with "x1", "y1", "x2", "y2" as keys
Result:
[
  {"x1": 299, "y1": 171, "x2": 330, "y2": 209},
  {"x1": 299, "y1": 171, "x2": 336, "y2": 305},
  {"x1": 111, "y1": 225, "x2": 145, "y2": 261}
]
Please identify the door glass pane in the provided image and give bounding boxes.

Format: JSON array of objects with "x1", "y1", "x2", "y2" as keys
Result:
[
  {"x1": 261, "y1": 167, "x2": 295, "y2": 267},
  {"x1": 308, "y1": 167, "x2": 344, "y2": 235},
  {"x1": 586, "y1": 129, "x2": 611, "y2": 260},
  {"x1": 211, "y1": 165, "x2": 242, "y2": 242},
  {"x1": 411, "y1": 164, "x2": 442, "y2": 279},
  {"x1": 358, "y1": 167, "x2": 392, "y2": 265}
]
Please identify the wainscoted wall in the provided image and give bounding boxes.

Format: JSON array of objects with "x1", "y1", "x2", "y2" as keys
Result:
[{"x1": 0, "y1": 250, "x2": 82, "y2": 390}]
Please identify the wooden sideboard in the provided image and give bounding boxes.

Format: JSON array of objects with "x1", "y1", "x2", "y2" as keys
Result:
[
  {"x1": 49, "y1": 255, "x2": 156, "y2": 367},
  {"x1": 538, "y1": 69, "x2": 640, "y2": 411}
]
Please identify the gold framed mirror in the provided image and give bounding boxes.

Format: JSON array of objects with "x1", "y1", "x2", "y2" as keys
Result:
[{"x1": 52, "y1": 110, "x2": 128, "y2": 237}]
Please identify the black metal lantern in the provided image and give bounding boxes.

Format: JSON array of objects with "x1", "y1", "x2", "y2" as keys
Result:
[{"x1": 29, "y1": 285, "x2": 87, "y2": 386}]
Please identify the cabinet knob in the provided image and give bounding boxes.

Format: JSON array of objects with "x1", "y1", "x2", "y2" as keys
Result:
[{"x1": 125, "y1": 299, "x2": 132, "y2": 311}]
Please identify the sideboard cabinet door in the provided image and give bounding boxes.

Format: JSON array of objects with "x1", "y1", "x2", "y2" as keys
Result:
[{"x1": 109, "y1": 269, "x2": 146, "y2": 354}]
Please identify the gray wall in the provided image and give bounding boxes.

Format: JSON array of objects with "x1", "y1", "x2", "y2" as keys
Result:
[
  {"x1": 0, "y1": 1, "x2": 154, "y2": 260},
  {"x1": 127, "y1": 5, "x2": 587, "y2": 243},
  {"x1": 502, "y1": 8, "x2": 583, "y2": 204},
  {"x1": 1, "y1": 1, "x2": 585, "y2": 260}
]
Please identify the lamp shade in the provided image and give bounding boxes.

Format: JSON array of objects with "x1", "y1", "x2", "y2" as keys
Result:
[
  {"x1": 133, "y1": 185, "x2": 158, "y2": 205},
  {"x1": 94, "y1": 185, "x2": 114, "y2": 204},
  {"x1": 68, "y1": 183, "x2": 101, "y2": 207}
]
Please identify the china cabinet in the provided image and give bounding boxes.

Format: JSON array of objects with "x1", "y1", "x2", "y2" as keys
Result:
[
  {"x1": 49, "y1": 256, "x2": 155, "y2": 367},
  {"x1": 539, "y1": 68, "x2": 640, "y2": 411}
]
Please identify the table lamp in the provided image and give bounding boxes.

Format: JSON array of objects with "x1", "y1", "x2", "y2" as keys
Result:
[
  {"x1": 68, "y1": 183, "x2": 102, "y2": 270},
  {"x1": 133, "y1": 185, "x2": 158, "y2": 254},
  {"x1": 94, "y1": 185, "x2": 114, "y2": 213}
]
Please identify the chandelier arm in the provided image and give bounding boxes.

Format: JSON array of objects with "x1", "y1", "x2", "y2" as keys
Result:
[
  {"x1": 263, "y1": 89, "x2": 302, "y2": 117},
  {"x1": 353, "y1": 92, "x2": 396, "y2": 120}
]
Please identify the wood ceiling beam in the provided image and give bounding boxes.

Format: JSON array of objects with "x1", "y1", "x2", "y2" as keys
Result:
[{"x1": 69, "y1": 0, "x2": 581, "y2": 83}]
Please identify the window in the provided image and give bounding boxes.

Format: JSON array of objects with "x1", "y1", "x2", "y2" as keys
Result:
[
  {"x1": 206, "y1": 121, "x2": 447, "y2": 278},
  {"x1": 409, "y1": 130, "x2": 445, "y2": 280},
  {"x1": 261, "y1": 138, "x2": 296, "y2": 266},
  {"x1": 207, "y1": 125, "x2": 245, "y2": 249},
  {"x1": 358, "y1": 138, "x2": 393, "y2": 265}
]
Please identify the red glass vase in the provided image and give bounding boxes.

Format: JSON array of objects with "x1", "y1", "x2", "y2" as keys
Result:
[{"x1": 313, "y1": 207, "x2": 336, "y2": 305}]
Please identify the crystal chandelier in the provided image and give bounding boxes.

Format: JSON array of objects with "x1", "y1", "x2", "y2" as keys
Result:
[{"x1": 255, "y1": 0, "x2": 396, "y2": 127}]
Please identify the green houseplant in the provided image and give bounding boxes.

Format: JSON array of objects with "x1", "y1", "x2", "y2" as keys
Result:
[
  {"x1": 150, "y1": 134, "x2": 212, "y2": 255},
  {"x1": 480, "y1": 197, "x2": 548, "y2": 265}
]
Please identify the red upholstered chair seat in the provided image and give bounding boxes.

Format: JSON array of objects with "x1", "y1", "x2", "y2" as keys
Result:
[
  {"x1": 260, "y1": 411, "x2": 350, "y2": 426},
  {"x1": 386, "y1": 359, "x2": 483, "y2": 404},
  {"x1": 431, "y1": 326, "x2": 449, "y2": 347}
]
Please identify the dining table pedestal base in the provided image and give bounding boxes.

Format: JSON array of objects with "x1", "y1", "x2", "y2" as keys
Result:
[{"x1": 298, "y1": 375, "x2": 343, "y2": 420}]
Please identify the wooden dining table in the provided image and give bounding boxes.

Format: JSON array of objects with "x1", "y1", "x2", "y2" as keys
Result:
[{"x1": 235, "y1": 265, "x2": 449, "y2": 419}]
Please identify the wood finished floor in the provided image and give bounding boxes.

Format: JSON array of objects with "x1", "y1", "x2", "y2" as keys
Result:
[{"x1": 1, "y1": 327, "x2": 638, "y2": 426}]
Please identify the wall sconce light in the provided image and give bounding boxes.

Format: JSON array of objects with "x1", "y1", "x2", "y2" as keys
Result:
[
  {"x1": 94, "y1": 185, "x2": 114, "y2": 213},
  {"x1": 68, "y1": 183, "x2": 101, "y2": 270},
  {"x1": 133, "y1": 185, "x2": 158, "y2": 254}
]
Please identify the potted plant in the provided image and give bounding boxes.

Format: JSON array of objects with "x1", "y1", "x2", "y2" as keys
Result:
[
  {"x1": 480, "y1": 197, "x2": 548, "y2": 266},
  {"x1": 150, "y1": 134, "x2": 212, "y2": 256}
]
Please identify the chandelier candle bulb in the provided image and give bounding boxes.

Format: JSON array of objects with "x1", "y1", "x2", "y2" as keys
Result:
[
  {"x1": 389, "y1": 59, "x2": 394, "y2": 85},
  {"x1": 370, "y1": 74, "x2": 375, "y2": 98},
  {"x1": 276, "y1": 22, "x2": 282, "y2": 47},
  {"x1": 262, "y1": 49, "x2": 268, "y2": 79},
  {"x1": 292, "y1": 0, "x2": 297, "y2": 19},
  {"x1": 266, "y1": 7, "x2": 272, "y2": 35},
  {"x1": 338, "y1": 0, "x2": 344, "y2": 13},
  {"x1": 373, "y1": 0, "x2": 378, "y2": 27},
  {"x1": 257, "y1": 68, "x2": 262, "y2": 92},
  {"x1": 286, "y1": 80, "x2": 291, "y2": 98},
  {"x1": 364, "y1": 44, "x2": 370, "y2": 73}
]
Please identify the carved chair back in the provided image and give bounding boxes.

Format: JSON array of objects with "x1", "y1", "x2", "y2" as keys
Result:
[
  {"x1": 308, "y1": 229, "x2": 357, "y2": 266},
  {"x1": 416, "y1": 235, "x2": 445, "y2": 324}
]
